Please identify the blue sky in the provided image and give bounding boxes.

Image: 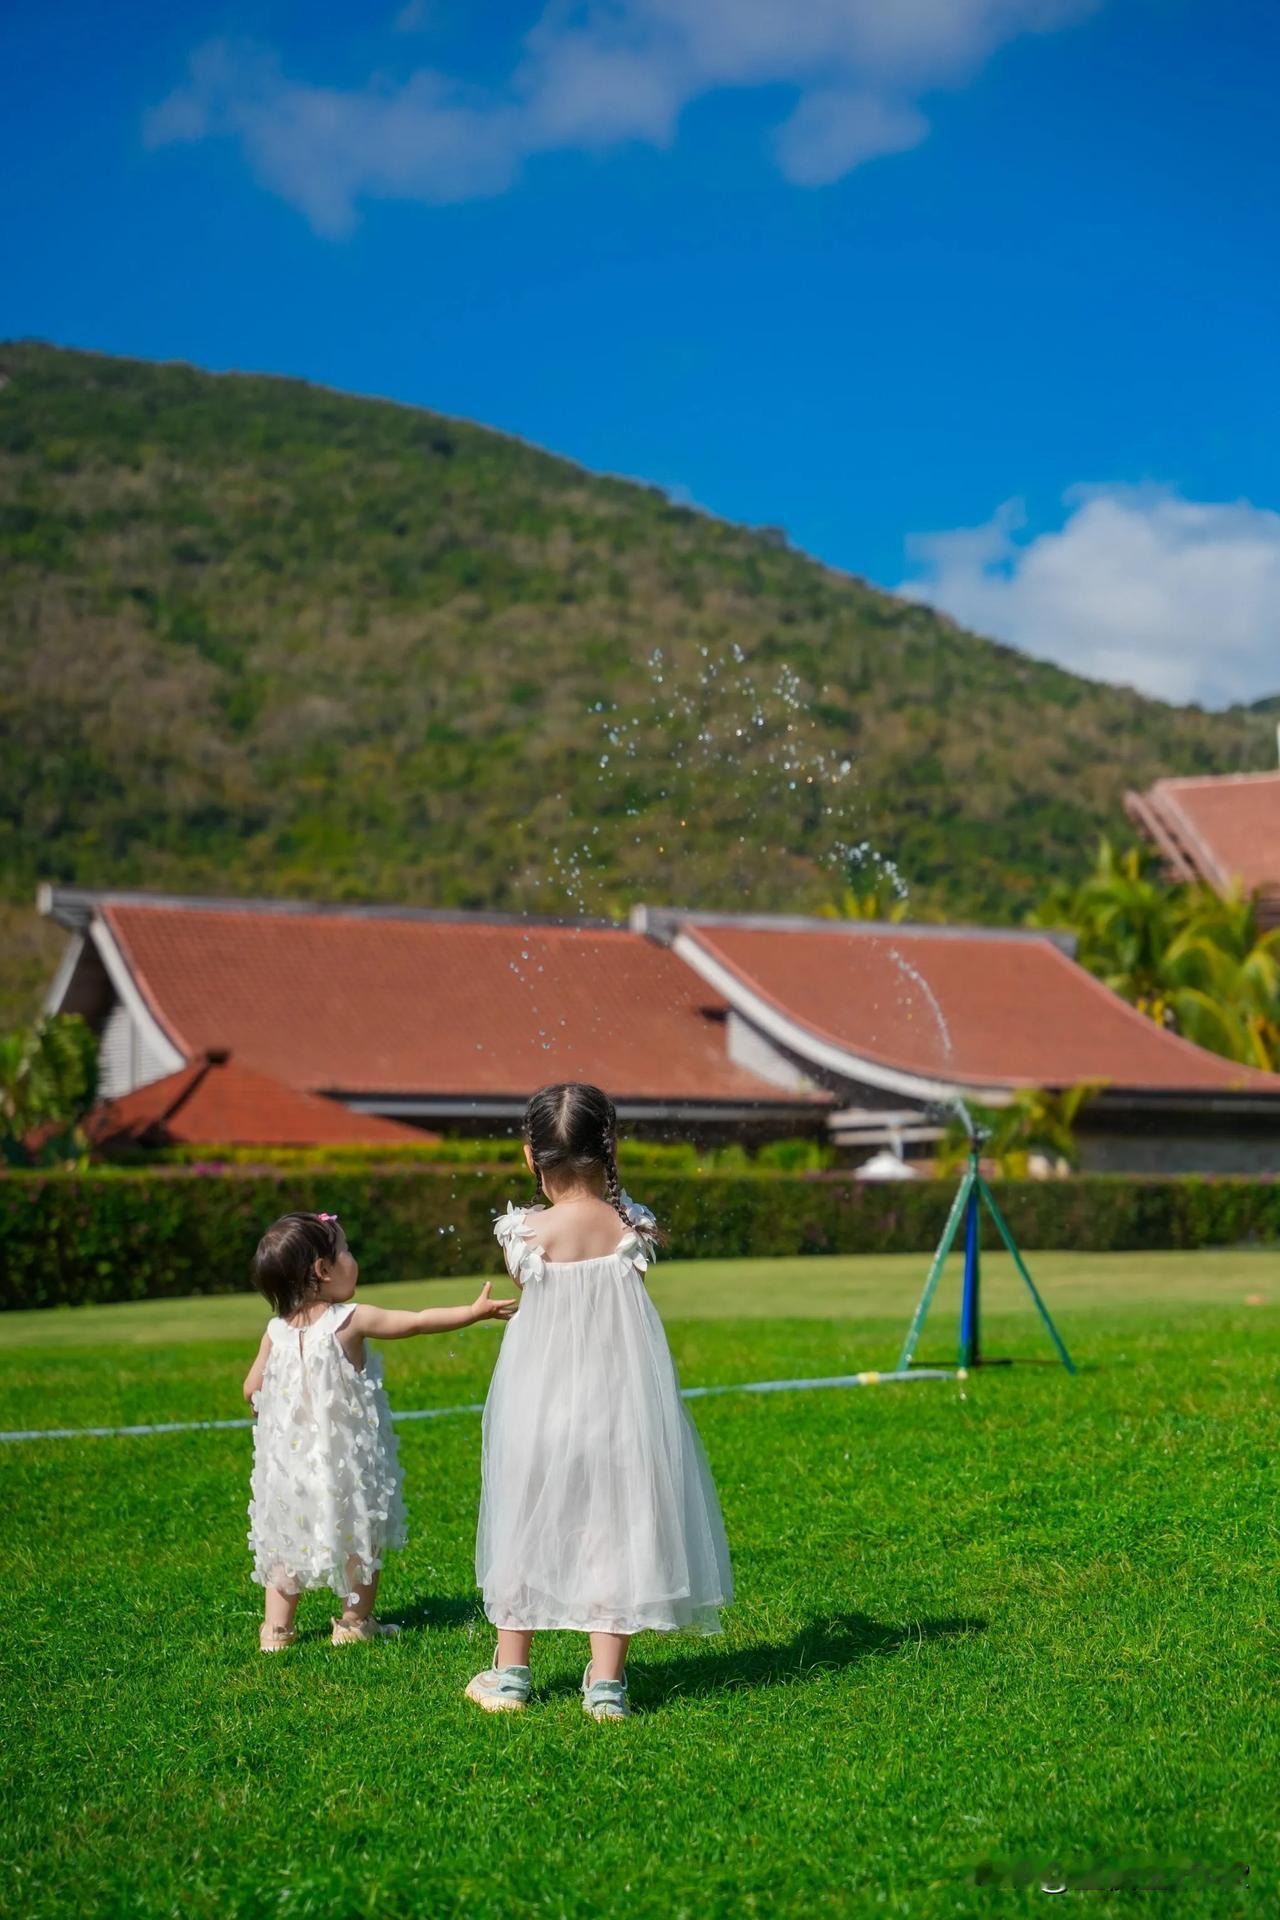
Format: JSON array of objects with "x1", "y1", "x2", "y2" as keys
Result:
[{"x1": 4, "y1": 0, "x2": 1279, "y2": 707}]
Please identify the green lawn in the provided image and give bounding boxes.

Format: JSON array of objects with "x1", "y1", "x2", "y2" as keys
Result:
[{"x1": 2, "y1": 1253, "x2": 1276, "y2": 1917}]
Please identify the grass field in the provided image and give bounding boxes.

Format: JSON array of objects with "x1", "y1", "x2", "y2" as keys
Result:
[{"x1": 2, "y1": 1251, "x2": 1276, "y2": 1918}]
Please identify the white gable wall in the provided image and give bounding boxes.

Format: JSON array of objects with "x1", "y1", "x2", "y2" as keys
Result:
[
  {"x1": 725, "y1": 1011, "x2": 822, "y2": 1093},
  {"x1": 44, "y1": 914, "x2": 186, "y2": 1097},
  {"x1": 97, "y1": 1000, "x2": 178, "y2": 1099}
]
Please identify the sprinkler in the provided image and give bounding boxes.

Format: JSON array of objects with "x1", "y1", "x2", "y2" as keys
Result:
[{"x1": 895, "y1": 1099, "x2": 1076, "y2": 1376}]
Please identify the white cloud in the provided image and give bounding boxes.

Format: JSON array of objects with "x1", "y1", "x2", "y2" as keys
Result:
[
  {"x1": 146, "y1": 0, "x2": 1099, "y2": 231},
  {"x1": 774, "y1": 90, "x2": 928, "y2": 186},
  {"x1": 899, "y1": 485, "x2": 1280, "y2": 708},
  {"x1": 145, "y1": 43, "x2": 522, "y2": 235}
]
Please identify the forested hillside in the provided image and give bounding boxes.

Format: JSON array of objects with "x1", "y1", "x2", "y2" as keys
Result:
[{"x1": 0, "y1": 341, "x2": 1268, "y2": 1020}]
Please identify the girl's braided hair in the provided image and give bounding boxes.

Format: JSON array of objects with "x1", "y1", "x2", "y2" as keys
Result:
[
  {"x1": 251, "y1": 1212, "x2": 344, "y2": 1320},
  {"x1": 523, "y1": 1081, "x2": 663, "y2": 1241}
]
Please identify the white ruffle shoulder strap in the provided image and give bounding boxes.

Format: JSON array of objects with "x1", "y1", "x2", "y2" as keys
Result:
[
  {"x1": 617, "y1": 1189, "x2": 659, "y2": 1274},
  {"x1": 493, "y1": 1201, "x2": 547, "y2": 1285},
  {"x1": 491, "y1": 1194, "x2": 658, "y2": 1280}
]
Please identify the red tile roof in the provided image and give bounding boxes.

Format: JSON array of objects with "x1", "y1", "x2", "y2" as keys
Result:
[
  {"x1": 675, "y1": 919, "x2": 1280, "y2": 1095},
  {"x1": 1126, "y1": 771, "x2": 1280, "y2": 918},
  {"x1": 100, "y1": 905, "x2": 816, "y2": 1107},
  {"x1": 85, "y1": 1054, "x2": 429, "y2": 1150}
]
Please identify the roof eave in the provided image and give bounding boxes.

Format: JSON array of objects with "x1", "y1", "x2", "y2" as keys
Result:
[
  {"x1": 635, "y1": 902, "x2": 1078, "y2": 958},
  {"x1": 37, "y1": 882, "x2": 620, "y2": 932},
  {"x1": 669, "y1": 929, "x2": 1018, "y2": 1105},
  {"x1": 340, "y1": 1092, "x2": 831, "y2": 1122}
]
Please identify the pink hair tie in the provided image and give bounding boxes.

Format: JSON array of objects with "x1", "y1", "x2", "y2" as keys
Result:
[{"x1": 317, "y1": 1211, "x2": 339, "y2": 1223}]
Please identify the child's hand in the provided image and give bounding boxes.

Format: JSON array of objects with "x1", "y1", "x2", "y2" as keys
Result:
[{"x1": 471, "y1": 1281, "x2": 518, "y2": 1323}]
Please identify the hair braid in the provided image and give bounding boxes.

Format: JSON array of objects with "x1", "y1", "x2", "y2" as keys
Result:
[
  {"x1": 603, "y1": 1136, "x2": 630, "y2": 1229},
  {"x1": 521, "y1": 1082, "x2": 664, "y2": 1244}
]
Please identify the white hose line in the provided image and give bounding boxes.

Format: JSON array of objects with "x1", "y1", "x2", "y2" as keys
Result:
[{"x1": 0, "y1": 1367, "x2": 956, "y2": 1446}]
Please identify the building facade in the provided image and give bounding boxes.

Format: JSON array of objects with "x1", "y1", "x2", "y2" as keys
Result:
[{"x1": 40, "y1": 884, "x2": 1280, "y2": 1173}]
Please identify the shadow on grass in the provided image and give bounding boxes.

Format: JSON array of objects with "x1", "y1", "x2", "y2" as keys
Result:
[
  {"x1": 390, "y1": 1592, "x2": 486, "y2": 1631},
  {"x1": 543, "y1": 1610, "x2": 987, "y2": 1704},
  {"x1": 266, "y1": 1593, "x2": 482, "y2": 1645},
  {"x1": 910, "y1": 1354, "x2": 1099, "y2": 1371}
]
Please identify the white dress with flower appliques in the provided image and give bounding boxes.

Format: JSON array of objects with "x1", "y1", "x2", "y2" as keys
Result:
[
  {"x1": 248, "y1": 1301, "x2": 407, "y2": 1601},
  {"x1": 476, "y1": 1195, "x2": 734, "y2": 1635}
]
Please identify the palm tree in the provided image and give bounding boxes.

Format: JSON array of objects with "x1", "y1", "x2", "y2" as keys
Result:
[
  {"x1": 934, "y1": 1083, "x2": 1100, "y2": 1179},
  {"x1": 1028, "y1": 839, "x2": 1181, "y2": 1021},
  {"x1": 1159, "y1": 893, "x2": 1280, "y2": 1070},
  {"x1": 818, "y1": 882, "x2": 910, "y2": 923},
  {"x1": 1028, "y1": 840, "x2": 1280, "y2": 1072}
]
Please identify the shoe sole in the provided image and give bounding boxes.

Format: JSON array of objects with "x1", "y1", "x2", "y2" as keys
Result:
[{"x1": 464, "y1": 1680, "x2": 528, "y2": 1712}]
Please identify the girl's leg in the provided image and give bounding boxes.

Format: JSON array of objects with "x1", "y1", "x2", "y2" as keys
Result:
[
  {"x1": 341, "y1": 1561, "x2": 380, "y2": 1624},
  {"x1": 264, "y1": 1586, "x2": 299, "y2": 1631},
  {"x1": 465, "y1": 1626, "x2": 533, "y2": 1709},
  {"x1": 586, "y1": 1631, "x2": 630, "y2": 1683},
  {"x1": 332, "y1": 1562, "x2": 401, "y2": 1644},
  {"x1": 496, "y1": 1628, "x2": 534, "y2": 1669},
  {"x1": 261, "y1": 1586, "x2": 300, "y2": 1647}
]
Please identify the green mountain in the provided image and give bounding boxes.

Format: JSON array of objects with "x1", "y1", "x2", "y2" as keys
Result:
[{"x1": 0, "y1": 341, "x2": 1269, "y2": 1022}]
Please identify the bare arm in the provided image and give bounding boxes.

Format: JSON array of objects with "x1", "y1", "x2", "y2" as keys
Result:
[
  {"x1": 347, "y1": 1282, "x2": 517, "y2": 1343},
  {"x1": 243, "y1": 1330, "x2": 271, "y2": 1407}
]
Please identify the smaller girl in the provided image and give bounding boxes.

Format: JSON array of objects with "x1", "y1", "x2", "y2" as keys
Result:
[{"x1": 243, "y1": 1209, "x2": 515, "y2": 1652}]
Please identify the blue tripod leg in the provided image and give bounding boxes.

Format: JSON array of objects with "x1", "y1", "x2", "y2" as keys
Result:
[
  {"x1": 976, "y1": 1176, "x2": 1077, "y2": 1376},
  {"x1": 959, "y1": 1181, "x2": 980, "y2": 1369},
  {"x1": 896, "y1": 1168, "x2": 972, "y2": 1373}
]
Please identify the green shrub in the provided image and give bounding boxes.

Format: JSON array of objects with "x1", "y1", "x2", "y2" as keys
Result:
[
  {"x1": 2, "y1": 1168, "x2": 1277, "y2": 1311},
  {"x1": 148, "y1": 1138, "x2": 835, "y2": 1173}
]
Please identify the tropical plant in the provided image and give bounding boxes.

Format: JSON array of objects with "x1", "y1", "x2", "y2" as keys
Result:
[
  {"x1": 0, "y1": 1013, "x2": 99, "y2": 1166},
  {"x1": 1159, "y1": 893, "x2": 1280, "y2": 1070},
  {"x1": 933, "y1": 1083, "x2": 1101, "y2": 1179},
  {"x1": 1028, "y1": 839, "x2": 1181, "y2": 1020},
  {"x1": 818, "y1": 883, "x2": 910, "y2": 923},
  {"x1": 1029, "y1": 839, "x2": 1280, "y2": 1071}
]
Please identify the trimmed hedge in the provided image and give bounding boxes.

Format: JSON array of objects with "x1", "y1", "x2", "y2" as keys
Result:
[
  {"x1": 2, "y1": 1168, "x2": 1278, "y2": 1311},
  {"x1": 151, "y1": 1138, "x2": 836, "y2": 1173}
]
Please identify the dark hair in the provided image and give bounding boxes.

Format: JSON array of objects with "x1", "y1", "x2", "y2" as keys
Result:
[
  {"x1": 252, "y1": 1212, "x2": 345, "y2": 1320},
  {"x1": 523, "y1": 1081, "x2": 662, "y2": 1239}
]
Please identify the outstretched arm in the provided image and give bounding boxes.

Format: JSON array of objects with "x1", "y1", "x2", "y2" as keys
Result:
[
  {"x1": 348, "y1": 1283, "x2": 517, "y2": 1342},
  {"x1": 243, "y1": 1330, "x2": 271, "y2": 1407}
]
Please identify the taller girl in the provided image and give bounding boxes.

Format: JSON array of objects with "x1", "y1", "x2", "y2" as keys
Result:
[{"x1": 468, "y1": 1082, "x2": 734, "y2": 1720}]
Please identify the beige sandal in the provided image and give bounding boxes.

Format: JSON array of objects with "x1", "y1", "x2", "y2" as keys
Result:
[
  {"x1": 259, "y1": 1623, "x2": 298, "y2": 1653},
  {"x1": 331, "y1": 1615, "x2": 402, "y2": 1645}
]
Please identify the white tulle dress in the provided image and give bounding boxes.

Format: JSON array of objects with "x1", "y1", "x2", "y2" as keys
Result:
[
  {"x1": 475, "y1": 1195, "x2": 734, "y2": 1636},
  {"x1": 247, "y1": 1300, "x2": 407, "y2": 1602}
]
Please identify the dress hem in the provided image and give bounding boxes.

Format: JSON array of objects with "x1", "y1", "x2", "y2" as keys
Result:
[{"x1": 483, "y1": 1604, "x2": 727, "y2": 1636}]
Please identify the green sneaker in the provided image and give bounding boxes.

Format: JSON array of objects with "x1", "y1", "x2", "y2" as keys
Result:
[
  {"x1": 581, "y1": 1661, "x2": 631, "y2": 1721},
  {"x1": 465, "y1": 1648, "x2": 532, "y2": 1713}
]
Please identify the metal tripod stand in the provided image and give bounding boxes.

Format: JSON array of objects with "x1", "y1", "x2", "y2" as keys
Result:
[{"x1": 896, "y1": 1117, "x2": 1076, "y2": 1376}]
